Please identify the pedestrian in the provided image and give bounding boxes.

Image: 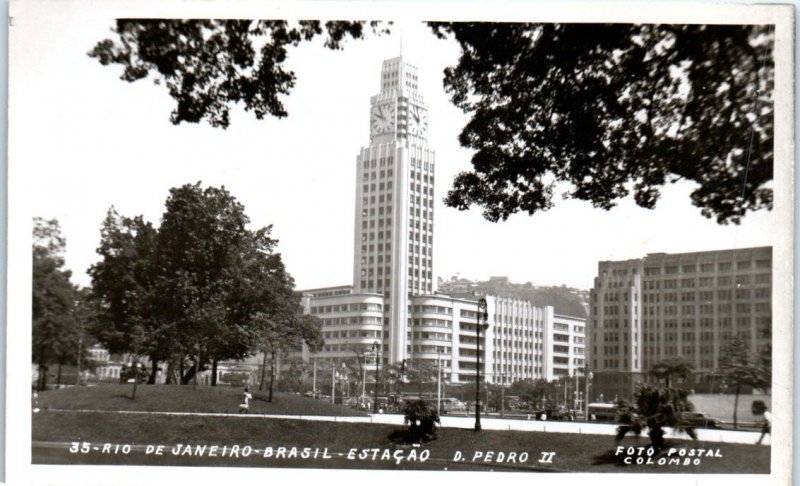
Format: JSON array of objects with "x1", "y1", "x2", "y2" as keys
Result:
[
  {"x1": 756, "y1": 407, "x2": 771, "y2": 444},
  {"x1": 239, "y1": 387, "x2": 252, "y2": 414}
]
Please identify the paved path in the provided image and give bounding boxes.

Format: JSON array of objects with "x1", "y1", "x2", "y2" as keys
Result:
[{"x1": 41, "y1": 409, "x2": 769, "y2": 445}]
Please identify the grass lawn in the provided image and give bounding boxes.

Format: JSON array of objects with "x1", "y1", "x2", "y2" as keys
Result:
[
  {"x1": 36, "y1": 384, "x2": 368, "y2": 416},
  {"x1": 33, "y1": 411, "x2": 769, "y2": 473}
]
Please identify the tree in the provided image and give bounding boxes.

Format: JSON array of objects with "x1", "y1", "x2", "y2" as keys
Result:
[
  {"x1": 648, "y1": 358, "x2": 694, "y2": 388},
  {"x1": 32, "y1": 218, "x2": 82, "y2": 391},
  {"x1": 89, "y1": 209, "x2": 167, "y2": 385},
  {"x1": 255, "y1": 310, "x2": 323, "y2": 401},
  {"x1": 89, "y1": 20, "x2": 389, "y2": 128},
  {"x1": 509, "y1": 378, "x2": 554, "y2": 410},
  {"x1": 616, "y1": 384, "x2": 697, "y2": 450},
  {"x1": 405, "y1": 360, "x2": 438, "y2": 396},
  {"x1": 401, "y1": 399, "x2": 440, "y2": 443},
  {"x1": 90, "y1": 183, "x2": 318, "y2": 391},
  {"x1": 154, "y1": 183, "x2": 261, "y2": 386},
  {"x1": 718, "y1": 336, "x2": 769, "y2": 428},
  {"x1": 429, "y1": 23, "x2": 774, "y2": 225}
]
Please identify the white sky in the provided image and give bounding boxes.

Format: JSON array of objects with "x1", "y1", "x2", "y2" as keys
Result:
[{"x1": 13, "y1": 16, "x2": 780, "y2": 291}]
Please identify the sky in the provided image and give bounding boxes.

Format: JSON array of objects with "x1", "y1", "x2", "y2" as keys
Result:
[{"x1": 12, "y1": 15, "x2": 781, "y2": 292}]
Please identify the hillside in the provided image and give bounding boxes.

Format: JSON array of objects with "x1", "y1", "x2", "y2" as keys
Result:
[{"x1": 437, "y1": 276, "x2": 588, "y2": 318}]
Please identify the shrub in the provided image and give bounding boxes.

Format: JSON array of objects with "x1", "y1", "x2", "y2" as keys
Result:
[
  {"x1": 402, "y1": 399, "x2": 440, "y2": 443},
  {"x1": 616, "y1": 384, "x2": 697, "y2": 450}
]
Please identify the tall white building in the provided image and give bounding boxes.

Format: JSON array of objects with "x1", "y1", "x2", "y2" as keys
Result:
[
  {"x1": 352, "y1": 57, "x2": 435, "y2": 363},
  {"x1": 299, "y1": 56, "x2": 586, "y2": 384}
]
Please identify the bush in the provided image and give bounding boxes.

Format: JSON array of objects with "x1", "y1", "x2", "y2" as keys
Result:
[
  {"x1": 402, "y1": 399, "x2": 440, "y2": 443},
  {"x1": 616, "y1": 384, "x2": 697, "y2": 450}
]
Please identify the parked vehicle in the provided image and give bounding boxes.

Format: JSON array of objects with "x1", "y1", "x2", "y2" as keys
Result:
[
  {"x1": 681, "y1": 411, "x2": 721, "y2": 429},
  {"x1": 587, "y1": 403, "x2": 618, "y2": 422}
]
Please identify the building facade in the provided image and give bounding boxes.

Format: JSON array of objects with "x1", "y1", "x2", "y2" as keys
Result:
[
  {"x1": 352, "y1": 57, "x2": 434, "y2": 364},
  {"x1": 589, "y1": 246, "x2": 772, "y2": 400},
  {"x1": 299, "y1": 56, "x2": 586, "y2": 385}
]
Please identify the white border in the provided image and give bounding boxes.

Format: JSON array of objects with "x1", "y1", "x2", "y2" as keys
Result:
[{"x1": 7, "y1": 1, "x2": 794, "y2": 485}]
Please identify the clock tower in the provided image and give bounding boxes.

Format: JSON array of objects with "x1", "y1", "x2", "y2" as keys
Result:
[{"x1": 353, "y1": 57, "x2": 435, "y2": 364}]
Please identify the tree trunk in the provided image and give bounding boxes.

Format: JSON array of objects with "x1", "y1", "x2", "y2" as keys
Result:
[
  {"x1": 179, "y1": 354, "x2": 186, "y2": 384},
  {"x1": 132, "y1": 374, "x2": 138, "y2": 400},
  {"x1": 148, "y1": 359, "x2": 158, "y2": 384},
  {"x1": 268, "y1": 350, "x2": 276, "y2": 402},
  {"x1": 733, "y1": 384, "x2": 740, "y2": 429},
  {"x1": 259, "y1": 348, "x2": 269, "y2": 391},
  {"x1": 56, "y1": 363, "x2": 62, "y2": 387},
  {"x1": 211, "y1": 358, "x2": 218, "y2": 386},
  {"x1": 193, "y1": 349, "x2": 201, "y2": 391},
  {"x1": 38, "y1": 364, "x2": 48, "y2": 392}
]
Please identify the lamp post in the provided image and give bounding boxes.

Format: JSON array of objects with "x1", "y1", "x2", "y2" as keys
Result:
[
  {"x1": 331, "y1": 363, "x2": 336, "y2": 405},
  {"x1": 475, "y1": 298, "x2": 488, "y2": 432},
  {"x1": 584, "y1": 366, "x2": 593, "y2": 421},
  {"x1": 372, "y1": 341, "x2": 381, "y2": 414}
]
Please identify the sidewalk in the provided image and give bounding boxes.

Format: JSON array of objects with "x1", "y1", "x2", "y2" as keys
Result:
[{"x1": 44, "y1": 408, "x2": 770, "y2": 445}]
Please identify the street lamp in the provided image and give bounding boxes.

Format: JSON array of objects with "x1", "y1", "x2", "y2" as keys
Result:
[
  {"x1": 584, "y1": 366, "x2": 593, "y2": 421},
  {"x1": 475, "y1": 298, "x2": 489, "y2": 432},
  {"x1": 372, "y1": 341, "x2": 381, "y2": 414}
]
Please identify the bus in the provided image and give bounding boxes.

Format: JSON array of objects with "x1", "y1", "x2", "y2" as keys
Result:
[{"x1": 587, "y1": 403, "x2": 618, "y2": 422}]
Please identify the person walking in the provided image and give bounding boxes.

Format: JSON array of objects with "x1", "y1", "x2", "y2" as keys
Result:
[
  {"x1": 239, "y1": 387, "x2": 253, "y2": 414},
  {"x1": 756, "y1": 407, "x2": 771, "y2": 444}
]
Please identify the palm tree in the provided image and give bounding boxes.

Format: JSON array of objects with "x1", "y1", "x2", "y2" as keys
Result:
[{"x1": 649, "y1": 358, "x2": 694, "y2": 388}]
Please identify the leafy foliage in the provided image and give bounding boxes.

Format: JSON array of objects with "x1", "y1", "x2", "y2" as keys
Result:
[
  {"x1": 508, "y1": 378, "x2": 555, "y2": 409},
  {"x1": 402, "y1": 399, "x2": 441, "y2": 443},
  {"x1": 648, "y1": 358, "x2": 694, "y2": 388},
  {"x1": 718, "y1": 336, "x2": 769, "y2": 427},
  {"x1": 616, "y1": 384, "x2": 697, "y2": 450},
  {"x1": 89, "y1": 210, "x2": 162, "y2": 360},
  {"x1": 32, "y1": 218, "x2": 84, "y2": 390},
  {"x1": 89, "y1": 183, "x2": 321, "y2": 390},
  {"x1": 429, "y1": 23, "x2": 774, "y2": 224},
  {"x1": 89, "y1": 20, "x2": 389, "y2": 128}
]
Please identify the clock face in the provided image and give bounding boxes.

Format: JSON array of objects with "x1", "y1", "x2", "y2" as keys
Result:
[
  {"x1": 408, "y1": 104, "x2": 428, "y2": 137},
  {"x1": 371, "y1": 103, "x2": 396, "y2": 135}
]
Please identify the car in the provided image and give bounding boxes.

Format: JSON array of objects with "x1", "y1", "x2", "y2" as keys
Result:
[{"x1": 681, "y1": 411, "x2": 721, "y2": 428}]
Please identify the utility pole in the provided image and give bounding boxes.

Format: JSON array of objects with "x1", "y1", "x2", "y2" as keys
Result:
[
  {"x1": 312, "y1": 361, "x2": 317, "y2": 396},
  {"x1": 584, "y1": 366, "x2": 593, "y2": 421},
  {"x1": 331, "y1": 363, "x2": 336, "y2": 405},
  {"x1": 501, "y1": 378, "x2": 505, "y2": 418},
  {"x1": 362, "y1": 354, "x2": 367, "y2": 402},
  {"x1": 475, "y1": 298, "x2": 488, "y2": 432},
  {"x1": 437, "y1": 350, "x2": 442, "y2": 416}
]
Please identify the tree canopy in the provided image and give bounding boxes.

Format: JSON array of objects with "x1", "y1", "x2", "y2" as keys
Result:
[
  {"x1": 648, "y1": 358, "x2": 694, "y2": 388},
  {"x1": 89, "y1": 183, "x2": 321, "y2": 386},
  {"x1": 430, "y1": 23, "x2": 774, "y2": 225},
  {"x1": 33, "y1": 218, "x2": 84, "y2": 390},
  {"x1": 90, "y1": 21, "x2": 774, "y2": 224},
  {"x1": 89, "y1": 20, "x2": 389, "y2": 128}
]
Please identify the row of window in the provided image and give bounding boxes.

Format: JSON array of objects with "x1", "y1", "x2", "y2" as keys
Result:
[
  {"x1": 643, "y1": 259, "x2": 771, "y2": 276},
  {"x1": 319, "y1": 316, "x2": 382, "y2": 326},
  {"x1": 362, "y1": 155, "x2": 394, "y2": 169},
  {"x1": 311, "y1": 303, "x2": 383, "y2": 313},
  {"x1": 643, "y1": 287, "x2": 772, "y2": 302},
  {"x1": 323, "y1": 330, "x2": 383, "y2": 339}
]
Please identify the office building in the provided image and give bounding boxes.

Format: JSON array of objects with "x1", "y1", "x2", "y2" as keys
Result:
[{"x1": 588, "y1": 246, "x2": 772, "y2": 400}]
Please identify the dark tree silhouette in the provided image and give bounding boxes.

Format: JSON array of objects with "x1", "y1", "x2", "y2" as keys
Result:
[
  {"x1": 616, "y1": 384, "x2": 697, "y2": 450},
  {"x1": 429, "y1": 23, "x2": 774, "y2": 225},
  {"x1": 648, "y1": 358, "x2": 694, "y2": 388},
  {"x1": 718, "y1": 336, "x2": 769, "y2": 429},
  {"x1": 89, "y1": 20, "x2": 390, "y2": 128},
  {"x1": 32, "y1": 218, "x2": 82, "y2": 391}
]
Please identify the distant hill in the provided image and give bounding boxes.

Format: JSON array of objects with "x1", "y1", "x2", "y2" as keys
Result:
[{"x1": 437, "y1": 276, "x2": 588, "y2": 319}]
